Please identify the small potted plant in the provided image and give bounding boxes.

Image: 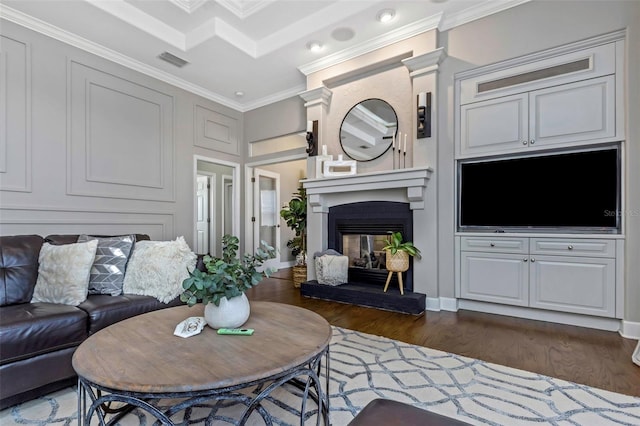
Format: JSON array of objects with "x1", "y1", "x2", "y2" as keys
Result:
[
  {"x1": 382, "y1": 232, "x2": 421, "y2": 295},
  {"x1": 180, "y1": 234, "x2": 275, "y2": 329}
]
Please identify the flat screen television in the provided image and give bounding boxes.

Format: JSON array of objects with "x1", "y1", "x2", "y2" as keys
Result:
[{"x1": 457, "y1": 145, "x2": 621, "y2": 233}]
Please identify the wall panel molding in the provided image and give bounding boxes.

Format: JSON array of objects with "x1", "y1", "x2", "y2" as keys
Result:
[
  {"x1": 0, "y1": 206, "x2": 174, "y2": 240},
  {"x1": 0, "y1": 35, "x2": 32, "y2": 192},
  {"x1": 67, "y1": 60, "x2": 175, "y2": 202},
  {"x1": 194, "y1": 104, "x2": 239, "y2": 155}
]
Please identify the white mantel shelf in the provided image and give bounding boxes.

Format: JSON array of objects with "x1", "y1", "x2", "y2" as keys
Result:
[{"x1": 301, "y1": 167, "x2": 433, "y2": 212}]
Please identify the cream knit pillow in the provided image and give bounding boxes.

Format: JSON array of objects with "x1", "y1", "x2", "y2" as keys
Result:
[
  {"x1": 122, "y1": 236, "x2": 196, "y2": 303},
  {"x1": 31, "y1": 240, "x2": 98, "y2": 306}
]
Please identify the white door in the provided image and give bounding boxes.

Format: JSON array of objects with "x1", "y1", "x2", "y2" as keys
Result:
[
  {"x1": 253, "y1": 168, "x2": 281, "y2": 270},
  {"x1": 196, "y1": 175, "x2": 209, "y2": 254}
]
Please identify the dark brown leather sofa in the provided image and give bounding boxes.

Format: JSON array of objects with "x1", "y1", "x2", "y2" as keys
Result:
[{"x1": 0, "y1": 234, "x2": 183, "y2": 409}]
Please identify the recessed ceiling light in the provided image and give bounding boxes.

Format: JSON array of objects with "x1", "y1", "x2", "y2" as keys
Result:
[
  {"x1": 306, "y1": 41, "x2": 323, "y2": 52},
  {"x1": 235, "y1": 91, "x2": 244, "y2": 97},
  {"x1": 376, "y1": 8, "x2": 396, "y2": 23}
]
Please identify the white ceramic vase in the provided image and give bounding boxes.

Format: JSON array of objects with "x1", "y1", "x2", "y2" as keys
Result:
[{"x1": 203, "y1": 293, "x2": 250, "y2": 329}]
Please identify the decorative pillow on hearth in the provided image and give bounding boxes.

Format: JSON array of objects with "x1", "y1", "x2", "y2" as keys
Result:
[
  {"x1": 31, "y1": 239, "x2": 99, "y2": 306},
  {"x1": 315, "y1": 254, "x2": 348, "y2": 286},
  {"x1": 77, "y1": 234, "x2": 135, "y2": 296},
  {"x1": 122, "y1": 236, "x2": 196, "y2": 303}
]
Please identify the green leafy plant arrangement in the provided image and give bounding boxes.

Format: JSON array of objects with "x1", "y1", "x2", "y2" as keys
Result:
[
  {"x1": 382, "y1": 231, "x2": 422, "y2": 259},
  {"x1": 280, "y1": 186, "x2": 307, "y2": 257},
  {"x1": 180, "y1": 234, "x2": 276, "y2": 307}
]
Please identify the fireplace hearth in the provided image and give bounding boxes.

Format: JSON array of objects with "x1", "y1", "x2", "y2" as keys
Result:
[{"x1": 300, "y1": 201, "x2": 426, "y2": 314}]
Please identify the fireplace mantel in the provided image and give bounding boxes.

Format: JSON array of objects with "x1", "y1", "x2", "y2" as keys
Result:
[{"x1": 302, "y1": 167, "x2": 433, "y2": 212}]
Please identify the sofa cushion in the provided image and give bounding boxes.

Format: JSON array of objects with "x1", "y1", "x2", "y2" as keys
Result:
[
  {"x1": 77, "y1": 234, "x2": 135, "y2": 296},
  {"x1": 0, "y1": 302, "x2": 88, "y2": 365},
  {"x1": 78, "y1": 294, "x2": 183, "y2": 334},
  {"x1": 0, "y1": 235, "x2": 44, "y2": 306},
  {"x1": 31, "y1": 240, "x2": 98, "y2": 306}
]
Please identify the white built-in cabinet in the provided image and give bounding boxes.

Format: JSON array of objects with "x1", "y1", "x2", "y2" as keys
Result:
[
  {"x1": 456, "y1": 38, "x2": 622, "y2": 158},
  {"x1": 460, "y1": 76, "x2": 615, "y2": 156},
  {"x1": 454, "y1": 31, "x2": 625, "y2": 325},
  {"x1": 459, "y1": 236, "x2": 617, "y2": 318}
]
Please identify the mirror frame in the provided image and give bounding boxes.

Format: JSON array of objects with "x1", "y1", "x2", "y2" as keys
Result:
[{"x1": 339, "y1": 98, "x2": 398, "y2": 162}]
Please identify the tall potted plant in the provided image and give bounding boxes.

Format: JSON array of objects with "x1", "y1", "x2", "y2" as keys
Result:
[
  {"x1": 280, "y1": 186, "x2": 307, "y2": 287},
  {"x1": 180, "y1": 234, "x2": 275, "y2": 329}
]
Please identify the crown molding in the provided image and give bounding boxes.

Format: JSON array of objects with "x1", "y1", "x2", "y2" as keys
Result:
[
  {"x1": 243, "y1": 84, "x2": 307, "y2": 112},
  {"x1": 168, "y1": 0, "x2": 208, "y2": 14},
  {"x1": 298, "y1": 13, "x2": 443, "y2": 76},
  {"x1": 439, "y1": 0, "x2": 531, "y2": 32},
  {"x1": 402, "y1": 47, "x2": 447, "y2": 77},
  {"x1": 299, "y1": 86, "x2": 333, "y2": 108},
  {"x1": 216, "y1": 0, "x2": 273, "y2": 19},
  {"x1": 87, "y1": 0, "x2": 185, "y2": 50},
  {"x1": 0, "y1": 5, "x2": 245, "y2": 111}
]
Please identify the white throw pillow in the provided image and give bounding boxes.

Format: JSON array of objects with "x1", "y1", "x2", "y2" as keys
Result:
[
  {"x1": 31, "y1": 240, "x2": 99, "y2": 306},
  {"x1": 122, "y1": 236, "x2": 196, "y2": 303}
]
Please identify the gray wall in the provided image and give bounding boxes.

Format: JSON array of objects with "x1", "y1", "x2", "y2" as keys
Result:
[
  {"x1": 244, "y1": 97, "x2": 306, "y2": 143},
  {"x1": 438, "y1": 0, "x2": 640, "y2": 323},
  {"x1": 0, "y1": 20, "x2": 243, "y2": 247}
]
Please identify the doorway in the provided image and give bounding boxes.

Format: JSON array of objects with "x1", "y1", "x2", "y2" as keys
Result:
[
  {"x1": 194, "y1": 155, "x2": 240, "y2": 257},
  {"x1": 245, "y1": 158, "x2": 307, "y2": 269}
]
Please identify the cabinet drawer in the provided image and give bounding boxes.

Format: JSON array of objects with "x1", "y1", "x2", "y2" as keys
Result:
[
  {"x1": 461, "y1": 237, "x2": 528, "y2": 254},
  {"x1": 530, "y1": 238, "x2": 615, "y2": 258}
]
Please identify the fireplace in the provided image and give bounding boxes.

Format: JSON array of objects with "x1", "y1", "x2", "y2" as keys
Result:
[
  {"x1": 300, "y1": 167, "x2": 432, "y2": 314},
  {"x1": 328, "y1": 201, "x2": 413, "y2": 291}
]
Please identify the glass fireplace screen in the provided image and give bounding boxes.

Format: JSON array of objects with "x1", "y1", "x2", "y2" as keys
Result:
[{"x1": 342, "y1": 234, "x2": 388, "y2": 270}]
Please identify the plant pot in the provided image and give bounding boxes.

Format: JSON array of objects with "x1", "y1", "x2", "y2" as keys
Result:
[
  {"x1": 386, "y1": 250, "x2": 409, "y2": 272},
  {"x1": 292, "y1": 264, "x2": 307, "y2": 288},
  {"x1": 203, "y1": 293, "x2": 250, "y2": 329}
]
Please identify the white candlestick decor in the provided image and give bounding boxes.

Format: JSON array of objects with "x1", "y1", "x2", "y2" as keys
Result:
[{"x1": 307, "y1": 121, "x2": 313, "y2": 132}]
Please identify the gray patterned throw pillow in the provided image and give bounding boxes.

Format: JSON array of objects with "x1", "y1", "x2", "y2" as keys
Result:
[{"x1": 77, "y1": 234, "x2": 135, "y2": 296}]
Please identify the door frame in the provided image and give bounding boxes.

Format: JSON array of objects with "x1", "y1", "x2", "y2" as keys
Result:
[
  {"x1": 193, "y1": 155, "x2": 241, "y2": 253},
  {"x1": 195, "y1": 173, "x2": 216, "y2": 255},
  {"x1": 245, "y1": 152, "x2": 306, "y2": 269}
]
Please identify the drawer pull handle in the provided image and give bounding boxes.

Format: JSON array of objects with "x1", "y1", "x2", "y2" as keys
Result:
[
  {"x1": 523, "y1": 258, "x2": 528, "y2": 262},
  {"x1": 490, "y1": 242, "x2": 495, "y2": 247},
  {"x1": 522, "y1": 140, "x2": 528, "y2": 145},
  {"x1": 568, "y1": 245, "x2": 573, "y2": 250},
  {"x1": 531, "y1": 258, "x2": 536, "y2": 263}
]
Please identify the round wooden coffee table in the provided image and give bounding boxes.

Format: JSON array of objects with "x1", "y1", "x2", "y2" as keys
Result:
[{"x1": 73, "y1": 302, "x2": 332, "y2": 425}]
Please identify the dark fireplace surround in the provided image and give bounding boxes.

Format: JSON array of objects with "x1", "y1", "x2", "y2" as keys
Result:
[
  {"x1": 328, "y1": 201, "x2": 414, "y2": 291},
  {"x1": 301, "y1": 201, "x2": 426, "y2": 314}
]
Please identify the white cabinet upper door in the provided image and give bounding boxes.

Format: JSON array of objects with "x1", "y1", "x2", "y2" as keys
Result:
[
  {"x1": 461, "y1": 252, "x2": 529, "y2": 306},
  {"x1": 529, "y1": 75, "x2": 616, "y2": 149},
  {"x1": 529, "y1": 255, "x2": 615, "y2": 317},
  {"x1": 459, "y1": 93, "x2": 528, "y2": 157}
]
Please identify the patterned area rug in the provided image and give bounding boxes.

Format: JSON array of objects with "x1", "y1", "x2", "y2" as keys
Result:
[{"x1": 2, "y1": 326, "x2": 639, "y2": 425}]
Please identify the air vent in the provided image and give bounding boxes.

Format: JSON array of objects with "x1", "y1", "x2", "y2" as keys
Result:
[
  {"x1": 477, "y1": 58, "x2": 591, "y2": 93},
  {"x1": 158, "y1": 51, "x2": 189, "y2": 68}
]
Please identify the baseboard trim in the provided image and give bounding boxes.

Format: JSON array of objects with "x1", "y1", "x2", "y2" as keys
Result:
[
  {"x1": 620, "y1": 320, "x2": 640, "y2": 340},
  {"x1": 425, "y1": 297, "x2": 459, "y2": 312},
  {"x1": 458, "y1": 300, "x2": 621, "y2": 332}
]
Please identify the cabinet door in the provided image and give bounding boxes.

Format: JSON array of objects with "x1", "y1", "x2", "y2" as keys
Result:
[
  {"x1": 459, "y1": 93, "x2": 528, "y2": 157},
  {"x1": 529, "y1": 75, "x2": 615, "y2": 148},
  {"x1": 461, "y1": 252, "x2": 529, "y2": 306},
  {"x1": 529, "y1": 255, "x2": 615, "y2": 317}
]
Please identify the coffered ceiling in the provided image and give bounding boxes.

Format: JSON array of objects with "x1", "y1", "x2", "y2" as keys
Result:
[{"x1": 1, "y1": 0, "x2": 528, "y2": 111}]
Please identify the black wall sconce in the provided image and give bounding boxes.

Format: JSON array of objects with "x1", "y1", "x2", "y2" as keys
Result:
[
  {"x1": 306, "y1": 120, "x2": 318, "y2": 156},
  {"x1": 417, "y1": 92, "x2": 431, "y2": 139}
]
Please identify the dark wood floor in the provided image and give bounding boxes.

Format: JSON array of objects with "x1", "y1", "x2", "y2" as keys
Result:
[{"x1": 246, "y1": 269, "x2": 640, "y2": 398}]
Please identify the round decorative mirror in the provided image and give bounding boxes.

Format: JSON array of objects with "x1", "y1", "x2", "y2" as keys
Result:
[{"x1": 339, "y1": 98, "x2": 398, "y2": 161}]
